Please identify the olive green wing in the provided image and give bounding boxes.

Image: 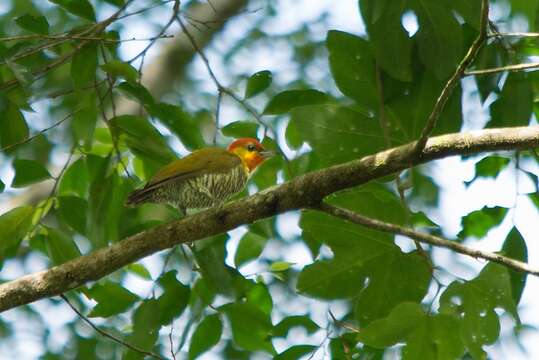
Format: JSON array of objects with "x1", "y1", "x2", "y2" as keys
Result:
[
  {"x1": 126, "y1": 148, "x2": 241, "y2": 205},
  {"x1": 149, "y1": 148, "x2": 241, "y2": 186}
]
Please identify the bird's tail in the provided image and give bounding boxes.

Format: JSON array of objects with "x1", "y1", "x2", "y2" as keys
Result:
[{"x1": 125, "y1": 188, "x2": 151, "y2": 207}]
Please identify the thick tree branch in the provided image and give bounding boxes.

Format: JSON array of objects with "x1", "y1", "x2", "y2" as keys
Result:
[
  {"x1": 317, "y1": 203, "x2": 539, "y2": 276},
  {"x1": 0, "y1": 125, "x2": 538, "y2": 312},
  {"x1": 414, "y1": 0, "x2": 489, "y2": 155}
]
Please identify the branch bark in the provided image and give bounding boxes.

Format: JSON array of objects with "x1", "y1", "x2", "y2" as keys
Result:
[
  {"x1": 317, "y1": 203, "x2": 539, "y2": 275},
  {"x1": 1, "y1": 125, "x2": 538, "y2": 312}
]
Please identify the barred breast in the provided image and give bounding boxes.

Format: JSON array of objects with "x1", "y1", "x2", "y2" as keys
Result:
[{"x1": 152, "y1": 164, "x2": 248, "y2": 212}]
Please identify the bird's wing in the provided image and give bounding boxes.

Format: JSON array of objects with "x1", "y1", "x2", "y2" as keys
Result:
[{"x1": 141, "y1": 148, "x2": 242, "y2": 192}]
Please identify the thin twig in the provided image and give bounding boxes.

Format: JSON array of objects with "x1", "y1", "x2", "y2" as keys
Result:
[
  {"x1": 117, "y1": 0, "x2": 176, "y2": 20},
  {"x1": 174, "y1": 9, "x2": 294, "y2": 174},
  {"x1": 213, "y1": 90, "x2": 223, "y2": 145},
  {"x1": 128, "y1": 0, "x2": 181, "y2": 63},
  {"x1": 488, "y1": 32, "x2": 539, "y2": 38},
  {"x1": 328, "y1": 310, "x2": 360, "y2": 333},
  {"x1": 61, "y1": 294, "x2": 164, "y2": 359},
  {"x1": 94, "y1": 76, "x2": 133, "y2": 181},
  {"x1": 316, "y1": 203, "x2": 539, "y2": 276},
  {"x1": 0, "y1": 109, "x2": 81, "y2": 153},
  {"x1": 465, "y1": 61, "x2": 539, "y2": 76},
  {"x1": 169, "y1": 321, "x2": 177, "y2": 360},
  {"x1": 414, "y1": 0, "x2": 490, "y2": 156},
  {"x1": 49, "y1": 146, "x2": 76, "y2": 197},
  {"x1": 0, "y1": 33, "x2": 172, "y2": 43}
]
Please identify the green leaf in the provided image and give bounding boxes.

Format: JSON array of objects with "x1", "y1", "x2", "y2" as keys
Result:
[
  {"x1": 290, "y1": 105, "x2": 385, "y2": 166},
  {"x1": 297, "y1": 211, "x2": 394, "y2": 299},
  {"x1": 192, "y1": 235, "x2": 250, "y2": 298},
  {"x1": 263, "y1": 89, "x2": 332, "y2": 115},
  {"x1": 489, "y1": 73, "x2": 533, "y2": 128},
  {"x1": 244, "y1": 70, "x2": 272, "y2": 98},
  {"x1": 326, "y1": 30, "x2": 377, "y2": 106},
  {"x1": 11, "y1": 159, "x2": 51, "y2": 188},
  {"x1": 86, "y1": 155, "x2": 130, "y2": 247},
  {"x1": 221, "y1": 121, "x2": 259, "y2": 139},
  {"x1": 71, "y1": 43, "x2": 98, "y2": 88},
  {"x1": 100, "y1": 60, "x2": 139, "y2": 84},
  {"x1": 413, "y1": 1, "x2": 462, "y2": 79},
  {"x1": 87, "y1": 282, "x2": 139, "y2": 318},
  {"x1": 188, "y1": 314, "x2": 223, "y2": 360},
  {"x1": 58, "y1": 158, "x2": 89, "y2": 197},
  {"x1": 0, "y1": 206, "x2": 34, "y2": 262},
  {"x1": 359, "y1": 0, "x2": 412, "y2": 81},
  {"x1": 440, "y1": 263, "x2": 517, "y2": 358},
  {"x1": 328, "y1": 183, "x2": 407, "y2": 225},
  {"x1": 269, "y1": 261, "x2": 294, "y2": 272},
  {"x1": 117, "y1": 81, "x2": 155, "y2": 106},
  {"x1": 234, "y1": 231, "x2": 268, "y2": 268},
  {"x1": 357, "y1": 302, "x2": 425, "y2": 348},
  {"x1": 220, "y1": 302, "x2": 275, "y2": 353},
  {"x1": 354, "y1": 250, "x2": 431, "y2": 325},
  {"x1": 474, "y1": 43, "x2": 507, "y2": 102},
  {"x1": 0, "y1": 179, "x2": 4, "y2": 193},
  {"x1": 274, "y1": 345, "x2": 317, "y2": 360},
  {"x1": 45, "y1": 227, "x2": 82, "y2": 265},
  {"x1": 411, "y1": 211, "x2": 439, "y2": 228},
  {"x1": 156, "y1": 270, "x2": 190, "y2": 325},
  {"x1": 402, "y1": 314, "x2": 465, "y2": 360},
  {"x1": 471, "y1": 155, "x2": 511, "y2": 181},
  {"x1": 49, "y1": 0, "x2": 96, "y2": 20},
  {"x1": 298, "y1": 210, "x2": 430, "y2": 324},
  {"x1": 0, "y1": 102, "x2": 29, "y2": 149},
  {"x1": 273, "y1": 316, "x2": 319, "y2": 337},
  {"x1": 124, "y1": 299, "x2": 161, "y2": 359},
  {"x1": 72, "y1": 94, "x2": 98, "y2": 149},
  {"x1": 127, "y1": 263, "x2": 152, "y2": 280},
  {"x1": 105, "y1": 0, "x2": 124, "y2": 7},
  {"x1": 442, "y1": 0, "x2": 481, "y2": 29},
  {"x1": 110, "y1": 115, "x2": 175, "y2": 171},
  {"x1": 386, "y1": 70, "x2": 462, "y2": 141},
  {"x1": 501, "y1": 227, "x2": 528, "y2": 305},
  {"x1": 246, "y1": 282, "x2": 273, "y2": 316},
  {"x1": 458, "y1": 206, "x2": 508, "y2": 239},
  {"x1": 147, "y1": 102, "x2": 205, "y2": 150},
  {"x1": 57, "y1": 196, "x2": 88, "y2": 235},
  {"x1": 15, "y1": 14, "x2": 49, "y2": 35}
]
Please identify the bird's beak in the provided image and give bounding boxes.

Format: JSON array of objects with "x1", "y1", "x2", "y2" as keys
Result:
[{"x1": 259, "y1": 150, "x2": 275, "y2": 159}]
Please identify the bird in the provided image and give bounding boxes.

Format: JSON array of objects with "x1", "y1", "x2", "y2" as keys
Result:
[{"x1": 125, "y1": 138, "x2": 273, "y2": 214}]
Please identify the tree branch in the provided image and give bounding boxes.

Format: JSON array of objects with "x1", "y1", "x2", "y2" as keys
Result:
[
  {"x1": 465, "y1": 61, "x2": 539, "y2": 76},
  {"x1": 316, "y1": 203, "x2": 539, "y2": 276},
  {"x1": 414, "y1": 0, "x2": 490, "y2": 156},
  {"x1": 61, "y1": 295, "x2": 164, "y2": 359},
  {"x1": 1, "y1": 125, "x2": 538, "y2": 312}
]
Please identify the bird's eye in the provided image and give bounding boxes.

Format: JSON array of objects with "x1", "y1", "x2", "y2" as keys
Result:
[{"x1": 246, "y1": 143, "x2": 256, "y2": 152}]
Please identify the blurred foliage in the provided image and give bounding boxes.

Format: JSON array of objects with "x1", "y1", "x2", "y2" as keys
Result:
[{"x1": 0, "y1": 0, "x2": 538, "y2": 359}]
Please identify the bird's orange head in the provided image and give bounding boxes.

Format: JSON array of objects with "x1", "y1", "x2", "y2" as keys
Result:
[{"x1": 227, "y1": 138, "x2": 273, "y2": 173}]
